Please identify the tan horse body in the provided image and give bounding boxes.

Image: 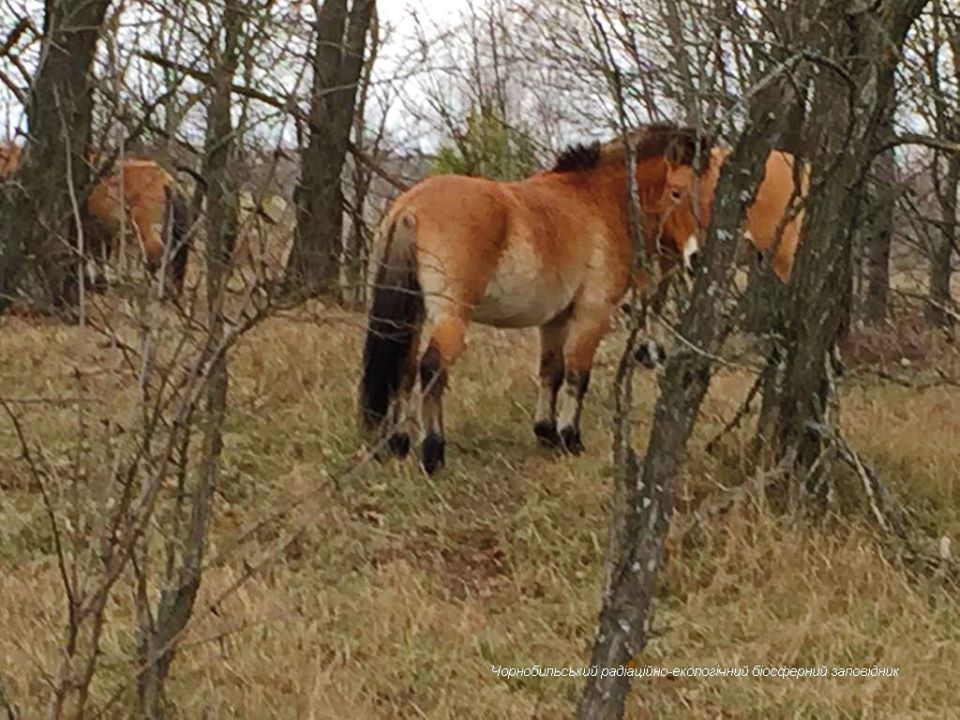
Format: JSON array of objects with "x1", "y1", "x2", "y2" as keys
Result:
[
  {"x1": 360, "y1": 124, "x2": 711, "y2": 473},
  {"x1": 665, "y1": 147, "x2": 810, "y2": 281},
  {"x1": 0, "y1": 143, "x2": 20, "y2": 177},
  {"x1": 0, "y1": 142, "x2": 191, "y2": 293}
]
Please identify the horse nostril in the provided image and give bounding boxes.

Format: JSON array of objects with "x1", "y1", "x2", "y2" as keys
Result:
[{"x1": 687, "y1": 250, "x2": 700, "y2": 274}]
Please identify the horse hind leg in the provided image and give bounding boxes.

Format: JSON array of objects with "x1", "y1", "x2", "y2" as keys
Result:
[
  {"x1": 418, "y1": 314, "x2": 467, "y2": 474},
  {"x1": 533, "y1": 312, "x2": 569, "y2": 448},
  {"x1": 381, "y1": 327, "x2": 421, "y2": 460}
]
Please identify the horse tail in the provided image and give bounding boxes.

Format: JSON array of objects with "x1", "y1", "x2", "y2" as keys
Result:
[
  {"x1": 360, "y1": 212, "x2": 423, "y2": 431},
  {"x1": 163, "y1": 183, "x2": 192, "y2": 295}
]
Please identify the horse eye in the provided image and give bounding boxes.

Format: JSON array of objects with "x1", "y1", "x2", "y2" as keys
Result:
[{"x1": 671, "y1": 189, "x2": 682, "y2": 200}]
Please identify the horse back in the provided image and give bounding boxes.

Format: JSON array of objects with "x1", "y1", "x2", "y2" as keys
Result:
[{"x1": 387, "y1": 173, "x2": 626, "y2": 327}]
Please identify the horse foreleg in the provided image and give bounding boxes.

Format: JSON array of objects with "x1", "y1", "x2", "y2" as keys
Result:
[
  {"x1": 419, "y1": 314, "x2": 467, "y2": 474},
  {"x1": 556, "y1": 307, "x2": 612, "y2": 455},
  {"x1": 533, "y1": 313, "x2": 569, "y2": 448},
  {"x1": 635, "y1": 277, "x2": 670, "y2": 369}
]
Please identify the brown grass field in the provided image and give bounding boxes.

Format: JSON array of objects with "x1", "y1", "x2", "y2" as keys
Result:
[{"x1": 1, "y1": 287, "x2": 959, "y2": 718}]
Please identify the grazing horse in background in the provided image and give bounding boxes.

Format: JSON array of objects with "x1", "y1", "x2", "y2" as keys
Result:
[
  {"x1": 0, "y1": 142, "x2": 192, "y2": 295},
  {"x1": 664, "y1": 147, "x2": 810, "y2": 282},
  {"x1": 85, "y1": 158, "x2": 193, "y2": 294},
  {"x1": 360, "y1": 123, "x2": 713, "y2": 474}
]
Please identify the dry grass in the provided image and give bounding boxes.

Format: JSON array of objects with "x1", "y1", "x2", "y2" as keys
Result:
[{"x1": 1, "y1": 297, "x2": 959, "y2": 718}]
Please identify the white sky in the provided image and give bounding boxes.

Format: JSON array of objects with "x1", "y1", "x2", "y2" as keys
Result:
[{"x1": 379, "y1": 0, "x2": 472, "y2": 27}]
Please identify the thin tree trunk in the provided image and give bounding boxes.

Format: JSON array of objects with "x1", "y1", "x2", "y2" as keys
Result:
[
  {"x1": 0, "y1": 0, "x2": 111, "y2": 314},
  {"x1": 135, "y1": 4, "x2": 242, "y2": 715},
  {"x1": 343, "y1": 8, "x2": 379, "y2": 307},
  {"x1": 861, "y1": 113, "x2": 897, "y2": 324},
  {"x1": 927, "y1": 156, "x2": 958, "y2": 326},
  {"x1": 287, "y1": 0, "x2": 375, "y2": 297}
]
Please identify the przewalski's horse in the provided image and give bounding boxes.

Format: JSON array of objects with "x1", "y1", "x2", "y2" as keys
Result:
[
  {"x1": 0, "y1": 142, "x2": 192, "y2": 295},
  {"x1": 664, "y1": 147, "x2": 810, "y2": 281},
  {"x1": 85, "y1": 158, "x2": 193, "y2": 295},
  {"x1": 360, "y1": 123, "x2": 713, "y2": 474}
]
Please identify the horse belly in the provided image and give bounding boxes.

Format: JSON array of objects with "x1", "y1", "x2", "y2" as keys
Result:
[{"x1": 472, "y1": 242, "x2": 577, "y2": 328}]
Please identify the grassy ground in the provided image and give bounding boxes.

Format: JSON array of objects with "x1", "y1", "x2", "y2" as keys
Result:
[{"x1": 1, "y1": 299, "x2": 959, "y2": 718}]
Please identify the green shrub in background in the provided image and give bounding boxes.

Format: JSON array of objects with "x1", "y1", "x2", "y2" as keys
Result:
[{"x1": 428, "y1": 109, "x2": 538, "y2": 181}]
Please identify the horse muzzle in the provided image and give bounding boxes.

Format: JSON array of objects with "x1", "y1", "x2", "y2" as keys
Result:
[{"x1": 683, "y1": 234, "x2": 700, "y2": 276}]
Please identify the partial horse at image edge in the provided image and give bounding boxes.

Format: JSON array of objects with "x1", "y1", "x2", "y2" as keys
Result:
[
  {"x1": 0, "y1": 141, "x2": 193, "y2": 296},
  {"x1": 360, "y1": 123, "x2": 713, "y2": 474}
]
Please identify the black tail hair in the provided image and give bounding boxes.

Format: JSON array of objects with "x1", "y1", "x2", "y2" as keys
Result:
[
  {"x1": 360, "y1": 217, "x2": 423, "y2": 431},
  {"x1": 164, "y1": 185, "x2": 192, "y2": 295}
]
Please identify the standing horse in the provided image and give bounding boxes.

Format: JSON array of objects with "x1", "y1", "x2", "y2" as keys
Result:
[
  {"x1": 663, "y1": 147, "x2": 810, "y2": 281},
  {"x1": 360, "y1": 123, "x2": 712, "y2": 474},
  {"x1": 0, "y1": 142, "x2": 192, "y2": 295}
]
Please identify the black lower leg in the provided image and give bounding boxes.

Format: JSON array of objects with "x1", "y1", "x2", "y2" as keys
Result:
[
  {"x1": 534, "y1": 421, "x2": 561, "y2": 447},
  {"x1": 534, "y1": 363, "x2": 564, "y2": 448},
  {"x1": 559, "y1": 369, "x2": 590, "y2": 455},
  {"x1": 388, "y1": 432, "x2": 411, "y2": 458},
  {"x1": 635, "y1": 338, "x2": 666, "y2": 368},
  {"x1": 419, "y1": 345, "x2": 447, "y2": 474}
]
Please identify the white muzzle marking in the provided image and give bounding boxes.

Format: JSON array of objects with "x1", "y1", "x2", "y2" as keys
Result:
[{"x1": 683, "y1": 234, "x2": 699, "y2": 272}]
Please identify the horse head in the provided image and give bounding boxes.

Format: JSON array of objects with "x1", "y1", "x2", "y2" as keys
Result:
[{"x1": 661, "y1": 144, "x2": 725, "y2": 273}]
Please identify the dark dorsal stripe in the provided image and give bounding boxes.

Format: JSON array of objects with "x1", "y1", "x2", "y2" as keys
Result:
[{"x1": 551, "y1": 123, "x2": 712, "y2": 174}]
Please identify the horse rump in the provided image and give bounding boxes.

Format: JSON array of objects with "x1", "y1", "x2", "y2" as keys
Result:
[{"x1": 359, "y1": 214, "x2": 423, "y2": 431}]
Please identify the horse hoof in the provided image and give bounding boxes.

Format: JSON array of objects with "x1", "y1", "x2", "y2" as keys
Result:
[
  {"x1": 559, "y1": 426, "x2": 585, "y2": 456},
  {"x1": 388, "y1": 432, "x2": 411, "y2": 458},
  {"x1": 534, "y1": 421, "x2": 562, "y2": 448},
  {"x1": 421, "y1": 434, "x2": 446, "y2": 474},
  {"x1": 634, "y1": 340, "x2": 666, "y2": 369}
]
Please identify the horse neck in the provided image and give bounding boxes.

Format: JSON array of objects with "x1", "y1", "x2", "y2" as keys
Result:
[{"x1": 547, "y1": 157, "x2": 667, "y2": 219}]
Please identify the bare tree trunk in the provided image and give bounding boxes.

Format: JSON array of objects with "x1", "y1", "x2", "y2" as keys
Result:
[
  {"x1": 746, "y1": 50, "x2": 809, "y2": 457},
  {"x1": 741, "y1": 54, "x2": 807, "y2": 332},
  {"x1": 135, "y1": 4, "x2": 242, "y2": 716},
  {"x1": 577, "y1": 79, "x2": 787, "y2": 720},
  {"x1": 343, "y1": 8, "x2": 380, "y2": 307},
  {"x1": 771, "y1": 0, "x2": 928, "y2": 477},
  {"x1": 861, "y1": 112, "x2": 898, "y2": 324},
  {"x1": 286, "y1": 0, "x2": 375, "y2": 297},
  {"x1": 0, "y1": 0, "x2": 112, "y2": 314},
  {"x1": 927, "y1": 155, "x2": 958, "y2": 326},
  {"x1": 922, "y1": 5, "x2": 958, "y2": 327}
]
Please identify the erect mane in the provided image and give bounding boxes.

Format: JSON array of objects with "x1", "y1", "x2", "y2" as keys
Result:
[
  {"x1": 551, "y1": 123, "x2": 713, "y2": 174},
  {"x1": 552, "y1": 142, "x2": 602, "y2": 173}
]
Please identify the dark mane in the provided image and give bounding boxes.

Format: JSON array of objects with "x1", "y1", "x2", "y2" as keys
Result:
[
  {"x1": 551, "y1": 123, "x2": 713, "y2": 174},
  {"x1": 552, "y1": 142, "x2": 602, "y2": 173}
]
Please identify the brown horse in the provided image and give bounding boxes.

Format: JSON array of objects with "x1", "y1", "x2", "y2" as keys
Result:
[
  {"x1": 663, "y1": 147, "x2": 810, "y2": 281},
  {"x1": 0, "y1": 142, "x2": 192, "y2": 294},
  {"x1": 360, "y1": 123, "x2": 712, "y2": 474},
  {"x1": 0, "y1": 142, "x2": 20, "y2": 177}
]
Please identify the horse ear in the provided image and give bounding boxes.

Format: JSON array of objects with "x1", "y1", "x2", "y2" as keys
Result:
[
  {"x1": 694, "y1": 136, "x2": 715, "y2": 173},
  {"x1": 664, "y1": 137, "x2": 687, "y2": 167}
]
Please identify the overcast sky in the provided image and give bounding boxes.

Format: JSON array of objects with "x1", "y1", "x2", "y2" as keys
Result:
[{"x1": 380, "y1": 0, "x2": 471, "y2": 27}]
